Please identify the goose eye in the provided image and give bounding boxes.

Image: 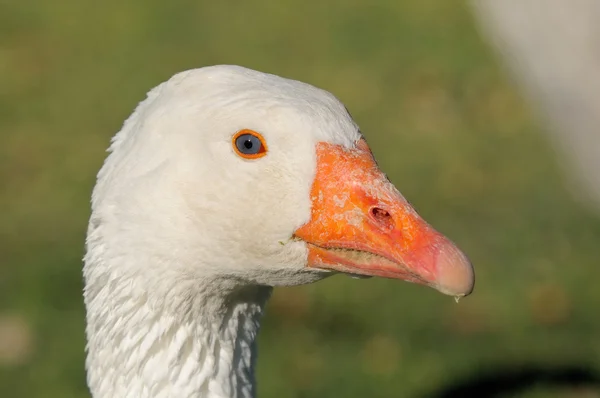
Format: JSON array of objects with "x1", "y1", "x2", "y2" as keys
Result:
[{"x1": 233, "y1": 129, "x2": 268, "y2": 159}]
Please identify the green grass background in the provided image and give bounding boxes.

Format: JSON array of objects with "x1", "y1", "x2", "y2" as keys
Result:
[{"x1": 1, "y1": 0, "x2": 599, "y2": 397}]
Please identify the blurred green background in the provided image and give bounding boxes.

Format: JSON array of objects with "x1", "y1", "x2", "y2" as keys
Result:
[{"x1": 1, "y1": 1, "x2": 599, "y2": 397}]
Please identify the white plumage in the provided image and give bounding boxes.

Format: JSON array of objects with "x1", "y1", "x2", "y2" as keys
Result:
[{"x1": 84, "y1": 65, "x2": 474, "y2": 398}]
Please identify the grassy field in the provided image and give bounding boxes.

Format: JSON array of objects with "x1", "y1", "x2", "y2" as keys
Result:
[{"x1": 1, "y1": 1, "x2": 599, "y2": 397}]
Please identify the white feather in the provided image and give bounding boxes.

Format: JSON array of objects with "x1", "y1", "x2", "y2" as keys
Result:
[{"x1": 84, "y1": 65, "x2": 362, "y2": 397}]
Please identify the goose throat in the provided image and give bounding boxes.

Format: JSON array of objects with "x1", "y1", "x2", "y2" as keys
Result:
[{"x1": 84, "y1": 274, "x2": 272, "y2": 398}]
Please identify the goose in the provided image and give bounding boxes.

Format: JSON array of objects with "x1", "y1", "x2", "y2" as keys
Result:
[{"x1": 83, "y1": 65, "x2": 475, "y2": 398}]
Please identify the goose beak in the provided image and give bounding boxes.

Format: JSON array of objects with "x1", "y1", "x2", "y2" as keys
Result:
[{"x1": 294, "y1": 139, "x2": 474, "y2": 297}]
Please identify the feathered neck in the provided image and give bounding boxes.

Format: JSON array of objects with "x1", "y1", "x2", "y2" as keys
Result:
[{"x1": 84, "y1": 254, "x2": 272, "y2": 398}]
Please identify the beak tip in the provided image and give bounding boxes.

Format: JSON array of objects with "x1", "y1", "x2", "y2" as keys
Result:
[{"x1": 433, "y1": 240, "x2": 475, "y2": 297}]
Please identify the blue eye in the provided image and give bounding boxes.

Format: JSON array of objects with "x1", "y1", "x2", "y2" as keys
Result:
[
  {"x1": 233, "y1": 130, "x2": 267, "y2": 158},
  {"x1": 236, "y1": 134, "x2": 261, "y2": 154}
]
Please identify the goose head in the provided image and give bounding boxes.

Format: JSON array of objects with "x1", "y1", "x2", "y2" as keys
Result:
[{"x1": 84, "y1": 65, "x2": 474, "y2": 397}]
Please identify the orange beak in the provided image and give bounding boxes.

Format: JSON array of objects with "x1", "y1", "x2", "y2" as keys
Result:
[{"x1": 294, "y1": 139, "x2": 474, "y2": 297}]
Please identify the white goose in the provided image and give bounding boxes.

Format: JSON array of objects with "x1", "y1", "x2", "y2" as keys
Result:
[{"x1": 84, "y1": 65, "x2": 474, "y2": 398}]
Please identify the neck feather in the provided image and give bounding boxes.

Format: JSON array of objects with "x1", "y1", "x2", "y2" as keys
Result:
[{"x1": 84, "y1": 258, "x2": 272, "y2": 398}]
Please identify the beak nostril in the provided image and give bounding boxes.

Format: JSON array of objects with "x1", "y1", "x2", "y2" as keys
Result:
[{"x1": 370, "y1": 207, "x2": 394, "y2": 230}]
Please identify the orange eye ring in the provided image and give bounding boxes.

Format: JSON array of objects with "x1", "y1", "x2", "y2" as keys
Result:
[{"x1": 232, "y1": 129, "x2": 268, "y2": 159}]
